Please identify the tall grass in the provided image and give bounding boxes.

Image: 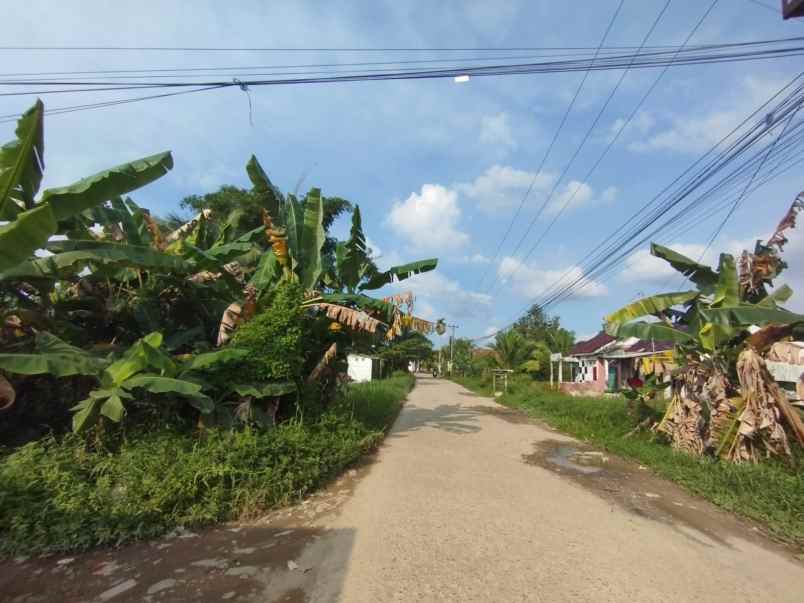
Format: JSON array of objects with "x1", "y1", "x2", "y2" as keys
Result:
[
  {"x1": 0, "y1": 373, "x2": 414, "y2": 555},
  {"x1": 455, "y1": 375, "x2": 803, "y2": 549}
]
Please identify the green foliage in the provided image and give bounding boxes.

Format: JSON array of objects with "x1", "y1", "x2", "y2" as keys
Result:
[
  {"x1": 381, "y1": 332, "x2": 433, "y2": 369},
  {"x1": 232, "y1": 281, "x2": 306, "y2": 383},
  {"x1": 0, "y1": 374, "x2": 413, "y2": 555},
  {"x1": 455, "y1": 375, "x2": 803, "y2": 548},
  {"x1": 492, "y1": 329, "x2": 533, "y2": 370}
]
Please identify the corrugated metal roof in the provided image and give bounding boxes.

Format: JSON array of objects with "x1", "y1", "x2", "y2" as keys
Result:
[
  {"x1": 570, "y1": 331, "x2": 616, "y2": 355},
  {"x1": 625, "y1": 339, "x2": 675, "y2": 353}
]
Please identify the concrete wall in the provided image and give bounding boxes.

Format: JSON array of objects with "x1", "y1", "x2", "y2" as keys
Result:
[{"x1": 347, "y1": 354, "x2": 375, "y2": 383}]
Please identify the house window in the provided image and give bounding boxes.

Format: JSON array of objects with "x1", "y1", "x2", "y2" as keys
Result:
[{"x1": 592, "y1": 366, "x2": 597, "y2": 381}]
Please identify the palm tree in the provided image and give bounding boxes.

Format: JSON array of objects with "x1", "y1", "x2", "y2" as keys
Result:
[{"x1": 492, "y1": 330, "x2": 534, "y2": 370}]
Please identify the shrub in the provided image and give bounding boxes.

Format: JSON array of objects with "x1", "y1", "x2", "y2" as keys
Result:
[
  {"x1": 232, "y1": 281, "x2": 306, "y2": 382},
  {"x1": 0, "y1": 374, "x2": 413, "y2": 555}
]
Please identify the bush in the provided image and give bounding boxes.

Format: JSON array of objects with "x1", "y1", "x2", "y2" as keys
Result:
[
  {"x1": 232, "y1": 281, "x2": 306, "y2": 382},
  {"x1": 0, "y1": 374, "x2": 413, "y2": 555}
]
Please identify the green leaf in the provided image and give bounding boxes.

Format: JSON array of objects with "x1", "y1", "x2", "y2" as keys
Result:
[
  {"x1": 0, "y1": 99, "x2": 44, "y2": 218},
  {"x1": 0, "y1": 203, "x2": 57, "y2": 272},
  {"x1": 71, "y1": 397, "x2": 102, "y2": 433},
  {"x1": 650, "y1": 243, "x2": 718, "y2": 292},
  {"x1": 248, "y1": 251, "x2": 278, "y2": 294},
  {"x1": 698, "y1": 322, "x2": 736, "y2": 352},
  {"x1": 0, "y1": 351, "x2": 104, "y2": 378},
  {"x1": 100, "y1": 393, "x2": 126, "y2": 422},
  {"x1": 360, "y1": 258, "x2": 439, "y2": 291},
  {"x1": 182, "y1": 348, "x2": 250, "y2": 372},
  {"x1": 246, "y1": 154, "x2": 282, "y2": 217},
  {"x1": 604, "y1": 291, "x2": 699, "y2": 333},
  {"x1": 103, "y1": 332, "x2": 170, "y2": 386},
  {"x1": 284, "y1": 195, "x2": 302, "y2": 271},
  {"x1": 758, "y1": 284, "x2": 794, "y2": 307},
  {"x1": 698, "y1": 306, "x2": 804, "y2": 328},
  {"x1": 607, "y1": 320, "x2": 694, "y2": 344},
  {"x1": 1, "y1": 242, "x2": 193, "y2": 280},
  {"x1": 712, "y1": 253, "x2": 739, "y2": 307},
  {"x1": 340, "y1": 205, "x2": 368, "y2": 292},
  {"x1": 230, "y1": 381, "x2": 296, "y2": 398},
  {"x1": 122, "y1": 374, "x2": 204, "y2": 397},
  {"x1": 40, "y1": 151, "x2": 173, "y2": 221},
  {"x1": 299, "y1": 188, "x2": 325, "y2": 290}
]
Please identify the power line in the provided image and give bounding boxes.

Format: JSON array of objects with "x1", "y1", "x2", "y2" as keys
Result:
[
  {"x1": 486, "y1": 0, "x2": 718, "y2": 297},
  {"x1": 476, "y1": 0, "x2": 629, "y2": 288},
  {"x1": 472, "y1": 74, "x2": 804, "y2": 341}
]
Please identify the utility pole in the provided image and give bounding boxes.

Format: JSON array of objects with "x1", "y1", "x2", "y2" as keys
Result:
[{"x1": 448, "y1": 323, "x2": 458, "y2": 375}]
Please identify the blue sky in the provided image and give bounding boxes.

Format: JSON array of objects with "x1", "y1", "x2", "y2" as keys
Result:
[{"x1": 3, "y1": 0, "x2": 804, "y2": 346}]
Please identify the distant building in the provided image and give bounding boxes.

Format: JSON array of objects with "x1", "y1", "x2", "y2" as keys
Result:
[{"x1": 561, "y1": 331, "x2": 673, "y2": 396}]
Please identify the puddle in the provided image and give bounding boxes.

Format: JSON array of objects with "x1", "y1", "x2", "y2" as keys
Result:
[
  {"x1": 522, "y1": 439, "x2": 799, "y2": 557},
  {"x1": 546, "y1": 445, "x2": 605, "y2": 474}
]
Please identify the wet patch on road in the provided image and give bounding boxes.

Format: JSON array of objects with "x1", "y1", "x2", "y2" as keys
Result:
[{"x1": 523, "y1": 439, "x2": 796, "y2": 557}]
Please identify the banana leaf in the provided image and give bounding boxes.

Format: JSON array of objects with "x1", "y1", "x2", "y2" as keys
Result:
[
  {"x1": 0, "y1": 350, "x2": 104, "y2": 377},
  {"x1": 651, "y1": 243, "x2": 718, "y2": 292},
  {"x1": 698, "y1": 306, "x2": 804, "y2": 328},
  {"x1": 607, "y1": 320, "x2": 694, "y2": 344},
  {"x1": 182, "y1": 348, "x2": 250, "y2": 372},
  {"x1": 229, "y1": 381, "x2": 296, "y2": 398},
  {"x1": 698, "y1": 322, "x2": 737, "y2": 352},
  {"x1": 712, "y1": 253, "x2": 739, "y2": 307},
  {"x1": 310, "y1": 292, "x2": 397, "y2": 322},
  {"x1": 0, "y1": 203, "x2": 56, "y2": 272},
  {"x1": 299, "y1": 188, "x2": 325, "y2": 290},
  {"x1": 757, "y1": 284, "x2": 793, "y2": 307},
  {"x1": 284, "y1": 195, "x2": 302, "y2": 271},
  {"x1": 246, "y1": 154, "x2": 282, "y2": 217},
  {"x1": 0, "y1": 100, "x2": 44, "y2": 218},
  {"x1": 40, "y1": 151, "x2": 173, "y2": 222},
  {"x1": 249, "y1": 251, "x2": 278, "y2": 294},
  {"x1": 1, "y1": 242, "x2": 193, "y2": 280},
  {"x1": 360, "y1": 258, "x2": 439, "y2": 291},
  {"x1": 340, "y1": 205, "x2": 368, "y2": 292},
  {"x1": 604, "y1": 291, "x2": 699, "y2": 332}
]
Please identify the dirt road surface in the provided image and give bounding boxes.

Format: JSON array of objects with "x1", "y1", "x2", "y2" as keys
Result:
[{"x1": 3, "y1": 375, "x2": 802, "y2": 602}]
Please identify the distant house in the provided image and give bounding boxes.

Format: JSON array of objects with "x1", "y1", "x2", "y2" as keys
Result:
[
  {"x1": 561, "y1": 331, "x2": 674, "y2": 396},
  {"x1": 347, "y1": 353, "x2": 384, "y2": 383}
]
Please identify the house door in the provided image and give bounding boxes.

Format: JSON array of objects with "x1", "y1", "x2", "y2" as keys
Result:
[{"x1": 607, "y1": 363, "x2": 618, "y2": 391}]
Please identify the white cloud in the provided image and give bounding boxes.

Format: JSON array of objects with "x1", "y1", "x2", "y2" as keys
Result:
[
  {"x1": 458, "y1": 164, "x2": 553, "y2": 213},
  {"x1": 387, "y1": 184, "x2": 469, "y2": 250},
  {"x1": 391, "y1": 271, "x2": 492, "y2": 320},
  {"x1": 454, "y1": 253, "x2": 492, "y2": 264},
  {"x1": 479, "y1": 112, "x2": 517, "y2": 150},
  {"x1": 606, "y1": 110, "x2": 656, "y2": 143},
  {"x1": 497, "y1": 256, "x2": 608, "y2": 299},
  {"x1": 545, "y1": 181, "x2": 618, "y2": 215},
  {"x1": 627, "y1": 76, "x2": 789, "y2": 154},
  {"x1": 484, "y1": 326, "x2": 499, "y2": 337}
]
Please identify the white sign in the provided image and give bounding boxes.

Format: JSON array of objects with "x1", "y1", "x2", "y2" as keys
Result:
[{"x1": 550, "y1": 353, "x2": 562, "y2": 361}]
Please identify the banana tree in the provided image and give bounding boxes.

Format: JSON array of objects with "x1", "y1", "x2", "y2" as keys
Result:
[
  {"x1": 0, "y1": 101, "x2": 173, "y2": 273},
  {"x1": 605, "y1": 195, "x2": 804, "y2": 461}
]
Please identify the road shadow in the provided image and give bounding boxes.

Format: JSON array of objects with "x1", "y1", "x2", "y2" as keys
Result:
[
  {"x1": 390, "y1": 403, "x2": 482, "y2": 436},
  {"x1": 1, "y1": 524, "x2": 355, "y2": 603}
]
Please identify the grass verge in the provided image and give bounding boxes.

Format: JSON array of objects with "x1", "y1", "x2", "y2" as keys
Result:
[
  {"x1": 454, "y1": 375, "x2": 803, "y2": 549},
  {"x1": 0, "y1": 373, "x2": 413, "y2": 556}
]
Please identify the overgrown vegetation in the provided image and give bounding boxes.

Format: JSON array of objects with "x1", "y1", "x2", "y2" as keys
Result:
[
  {"x1": 0, "y1": 373, "x2": 413, "y2": 555},
  {"x1": 0, "y1": 101, "x2": 434, "y2": 554},
  {"x1": 454, "y1": 375, "x2": 803, "y2": 548}
]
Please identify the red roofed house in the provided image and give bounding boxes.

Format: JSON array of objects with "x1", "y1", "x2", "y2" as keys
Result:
[{"x1": 560, "y1": 331, "x2": 674, "y2": 396}]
